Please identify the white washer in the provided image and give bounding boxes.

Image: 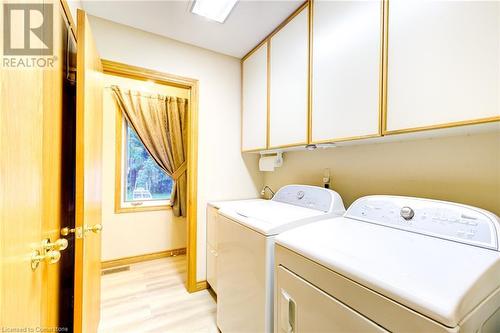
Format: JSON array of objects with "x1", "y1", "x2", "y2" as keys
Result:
[
  {"x1": 207, "y1": 199, "x2": 265, "y2": 293},
  {"x1": 208, "y1": 198, "x2": 266, "y2": 210},
  {"x1": 275, "y1": 195, "x2": 500, "y2": 332},
  {"x1": 216, "y1": 185, "x2": 346, "y2": 333}
]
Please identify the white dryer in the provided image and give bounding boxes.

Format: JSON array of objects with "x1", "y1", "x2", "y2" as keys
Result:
[
  {"x1": 216, "y1": 185, "x2": 346, "y2": 333},
  {"x1": 275, "y1": 195, "x2": 500, "y2": 332}
]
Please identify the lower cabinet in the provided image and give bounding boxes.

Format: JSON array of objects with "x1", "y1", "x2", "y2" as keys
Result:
[
  {"x1": 207, "y1": 244, "x2": 217, "y2": 293},
  {"x1": 206, "y1": 205, "x2": 218, "y2": 293}
]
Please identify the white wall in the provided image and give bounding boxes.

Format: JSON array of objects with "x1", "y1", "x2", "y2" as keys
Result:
[{"x1": 88, "y1": 16, "x2": 262, "y2": 280}]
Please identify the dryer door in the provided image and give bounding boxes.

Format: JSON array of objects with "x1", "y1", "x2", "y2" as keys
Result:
[{"x1": 276, "y1": 265, "x2": 388, "y2": 333}]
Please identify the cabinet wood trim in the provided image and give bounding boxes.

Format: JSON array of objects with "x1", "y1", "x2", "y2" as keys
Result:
[
  {"x1": 266, "y1": 40, "x2": 271, "y2": 149},
  {"x1": 380, "y1": 0, "x2": 389, "y2": 135},
  {"x1": 312, "y1": 133, "x2": 382, "y2": 145},
  {"x1": 307, "y1": 0, "x2": 313, "y2": 144},
  {"x1": 268, "y1": 140, "x2": 310, "y2": 150},
  {"x1": 383, "y1": 116, "x2": 500, "y2": 136}
]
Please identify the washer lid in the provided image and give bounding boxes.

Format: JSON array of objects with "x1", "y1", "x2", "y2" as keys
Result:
[
  {"x1": 218, "y1": 185, "x2": 346, "y2": 236},
  {"x1": 219, "y1": 200, "x2": 332, "y2": 236},
  {"x1": 276, "y1": 217, "x2": 500, "y2": 328},
  {"x1": 208, "y1": 198, "x2": 265, "y2": 210}
]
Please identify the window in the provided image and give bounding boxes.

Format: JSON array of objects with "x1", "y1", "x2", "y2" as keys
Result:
[{"x1": 117, "y1": 120, "x2": 173, "y2": 212}]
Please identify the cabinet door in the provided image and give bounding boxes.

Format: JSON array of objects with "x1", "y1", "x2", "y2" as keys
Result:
[
  {"x1": 206, "y1": 205, "x2": 218, "y2": 249},
  {"x1": 206, "y1": 205, "x2": 218, "y2": 292},
  {"x1": 386, "y1": 0, "x2": 500, "y2": 132},
  {"x1": 207, "y1": 244, "x2": 217, "y2": 293},
  {"x1": 312, "y1": 0, "x2": 382, "y2": 143},
  {"x1": 242, "y1": 43, "x2": 268, "y2": 151},
  {"x1": 269, "y1": 7, "x2": 309, "y2": 148}
]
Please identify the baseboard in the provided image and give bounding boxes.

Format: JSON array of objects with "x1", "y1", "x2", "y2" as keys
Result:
[
  {"x1": 101, "y1": 248, "x2": 186, "y2": 269},
  {"x1": 194, "y1": 280, "x2": 208, "y2": 292}
]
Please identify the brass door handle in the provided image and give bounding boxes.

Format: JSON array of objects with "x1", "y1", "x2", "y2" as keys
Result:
[
  {"x1": 31, "y1": 238, "x2": 68, "y2": 271},
  {"x1": 43, "y1": 238, "x2": 68, "y2": 251},
  {"x1": 60, "y1": 227, "x2": 75, "y2": 236},
  {"x1": 45, "y1": 250, "x2": 61, "y2": 264},
  {"x1": 31, "y1": 250, "x2": 62, "y2": 270},
  {"x1": 85, "y1": 224, "x2": 102, "y2": 234}
]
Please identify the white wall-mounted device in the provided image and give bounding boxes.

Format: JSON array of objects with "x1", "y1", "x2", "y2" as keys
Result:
[{"x1": 323, "y1": 168, "x2": 331, "y2": 189}]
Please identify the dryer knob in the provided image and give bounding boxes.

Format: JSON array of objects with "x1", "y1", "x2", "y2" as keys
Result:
[{"x1": 401, "y1": 206, "x2": 415, "y2": 221}]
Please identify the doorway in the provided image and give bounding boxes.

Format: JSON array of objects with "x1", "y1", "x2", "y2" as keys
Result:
[{"x1": 100, "y1": 60, "x2": 200, "y2": 292}]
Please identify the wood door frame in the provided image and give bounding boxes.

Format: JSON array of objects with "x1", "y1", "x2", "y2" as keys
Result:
[{"x1": 101, "y1": 59, "x2": 202, "y2": 293}]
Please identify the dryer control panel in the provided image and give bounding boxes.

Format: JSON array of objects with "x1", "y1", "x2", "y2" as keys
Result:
[
  {"x1": 273, "y1": 185, "x2": 345, "y2": 214},
  {"x1": 346, "y1": 196, "x2": 500, "y2": 250}
]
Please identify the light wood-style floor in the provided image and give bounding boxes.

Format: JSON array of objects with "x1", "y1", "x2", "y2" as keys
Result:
[{"x1": 99, "y1": 255, "x2": 218, "y2": 333}]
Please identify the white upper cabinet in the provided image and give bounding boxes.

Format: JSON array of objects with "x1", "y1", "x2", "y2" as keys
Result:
[
  {"x1": 269, "y1": 7, "x2": 309, "y2": 148},
  {"x1": 386, "y1": 0, "x2": 500, "y2": 132},
  {"x1": 242, "y1": 0, "x2": 499, "y2": 152},
  {"x1": 311, "y1": 0, "x2": 382, "y2": 143},
  {"x1": 242, "y1": 43, "x2": 268, "y2": 151}
]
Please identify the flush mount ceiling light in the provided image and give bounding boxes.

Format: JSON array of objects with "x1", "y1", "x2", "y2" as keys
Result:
[{"x1": 191, "y1": 0, "x2": 238, "y2": 23}]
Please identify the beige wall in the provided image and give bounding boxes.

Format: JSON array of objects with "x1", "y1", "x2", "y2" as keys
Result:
[
  {"x1": 90, "y1": 16, "x2": 262, "y2": 279},
  {"x1": 264, "y1": 132, "x2": 500, "y2": 216},
  {"x1": 101, "y1": 74, "x2": 189, "y2": 261}
]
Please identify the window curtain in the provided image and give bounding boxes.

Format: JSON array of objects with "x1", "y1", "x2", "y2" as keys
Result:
[{"x1": 111, "y1": 85, "x2": 188, "y2": 217}]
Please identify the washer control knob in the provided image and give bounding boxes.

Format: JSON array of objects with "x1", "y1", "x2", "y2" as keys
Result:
[{"x1": 400, "y1": 206, "x2": 415, "y2": 221}]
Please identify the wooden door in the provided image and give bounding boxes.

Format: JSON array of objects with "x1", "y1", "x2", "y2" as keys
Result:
[
  {"x1": 0, "y1": 0, "x2": 70, "y2": 329},
  {"x1": 73, "y1": 9, "x2": 103, "y2": 333}
]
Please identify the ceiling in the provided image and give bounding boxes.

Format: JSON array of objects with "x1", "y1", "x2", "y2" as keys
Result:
[{"x1": 81, "y1": 0, "x2": 304, "y2": 58}]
